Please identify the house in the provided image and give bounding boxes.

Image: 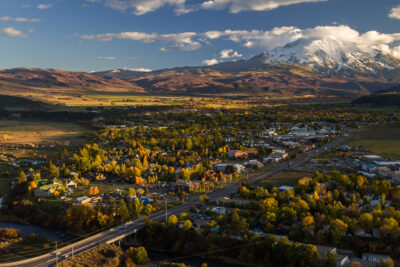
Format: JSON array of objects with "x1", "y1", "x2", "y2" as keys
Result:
[
  {"x1": 338, "y1": 145, "x2": 351, "y2": 151},
  {"x1": 337, "y1": 255, "x2": 350, "y2": 267},
  {"x1": 358, "y1": 171, "x2": 376, "y2": 178},
  {"x1": 210, "y1": 207, "x2": 227, "y2": 214},
  {"x1": 362, "y1": 155, "x2": 382, "y2": 162},
  {"x1": 75, "y1": 196, "x2": 91, "y2": 205},
  {"x1": 214, "y1": 163, "x2": 245, "y2": 173},
  {"x1": 263, "y1": 150, "x2": 288, "y2": 163},
  {"x1": 33, "y1": 180, "x2": 62, "y2": 198},
  {"x1": 227, "y1": 150, "x2": 248, "y2": 159},
  {"x1": 361, "y1": 163, "x2": 377, "y2": 173},
  {"x1": 214, "y1": 163, "x2": 228, "y2": 172},
  {"x1": 278, "y1": 186, "x2": 293, "y2": 192},
  {"x1": 67, "y1": 180, "x2": 77, "y2": 191},
  {"x1": 362, "y1": 253, "x2": 390, "y2": 263},
  {"x1": 251, "y1": 228, "x2": 266, "y2": 236},
  {"x1": 244, "y1": 160, "x2": 264, "y2": 169},
  {"x1": 262, "y1": 128, "x2": 277, "y2": 137},
  {"x1": 176, "y1": 180, "x2": 201, "y2": 192}
]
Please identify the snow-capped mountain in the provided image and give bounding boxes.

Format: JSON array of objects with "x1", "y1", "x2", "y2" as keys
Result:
[{"x1": 262, "y1": 37, "x2": 400, "y2": 76}]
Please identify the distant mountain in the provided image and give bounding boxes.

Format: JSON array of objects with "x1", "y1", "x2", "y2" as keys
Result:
[
  {"x1": 91, "y1": 38, "x2": 400, "y2": 97},
  {"x1": 2, "y1": 37, "x2": 400, "y2": 99},
  {"x1": 0, "y1": 68, "x2": 144, "y2": 92}
]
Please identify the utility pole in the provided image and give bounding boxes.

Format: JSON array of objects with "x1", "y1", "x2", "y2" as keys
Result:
[
  {"x1": 71, "y1": 244, "x2": 74, "y2": 260},
  {"x1": 55, "y1": 241, "x2": 58, "y2": 267},
  {"x1": 165, "y1": 199, "x2": 168, "y2": 223}
]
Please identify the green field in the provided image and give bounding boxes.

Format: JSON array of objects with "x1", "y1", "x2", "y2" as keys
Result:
[
  {"x1": 257, "y1": 171, "x2": 313, "y2": 187},
  {"x1": 346, "y1": 127, "x2": 400, "y2": 156}
]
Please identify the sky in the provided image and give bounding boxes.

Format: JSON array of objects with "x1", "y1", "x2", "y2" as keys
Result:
[{"x1": 1, "y1": 0, "x2": 400, "y2": 72}]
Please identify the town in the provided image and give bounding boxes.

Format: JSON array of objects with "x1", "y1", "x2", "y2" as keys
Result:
[{"x1": 0, "y1": 105, "x2": 399, "y2": 267}]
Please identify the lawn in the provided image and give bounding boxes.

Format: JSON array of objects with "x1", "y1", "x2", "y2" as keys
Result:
[
  {"x1": 257, "y1": 171, "x2": 313, "y2": 187},
  {"x1": 346, "y1": 127, "x2": 400, "y2": 156}
]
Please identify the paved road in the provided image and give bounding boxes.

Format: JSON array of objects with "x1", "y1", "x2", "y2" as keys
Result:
[{"x1": 0, "y1": 134, "x2": 349, "y2": 267}]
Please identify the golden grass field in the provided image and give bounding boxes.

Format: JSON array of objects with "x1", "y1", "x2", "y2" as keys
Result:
[
  {"x1": 0, "y1": 120, "x2": 87, "y2": 145},
  {"x1": 346, "y1": 127, "x2": 400, "y2": 156}
]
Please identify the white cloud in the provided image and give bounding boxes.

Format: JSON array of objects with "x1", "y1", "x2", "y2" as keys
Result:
[
  {"x1": 0, "y1": 17, "x2": 40, "y2": 23},
  {"x1": 0, "y1": 27, "x2": 26, "y2": 38},
  {"x1": 82, "y1": 31, "x2": 201, "y2": 51},
  {"x1": 389, "y1": 5, "x2": 400, "y2": 19},
  {"x1": 37, "y1": 4, "x2": 53, "y2": 9},
  {"x1": 201, "y1": 25, "x2": 400, "y2": 58},
  {"x1": 82, "y1": 25, "x2": 400, "y2": 59},
  {"x1": 101, "y1": 0, "x2": 325, "y2": 15},
  {"x1": 96, "y1": 56, "x2": 117, "y2": 60},
  {"x1": 201, "y1": 0, "x2": 326, "y2": 13},
  {"x1": 104, "y1": 0, "x2": 190, "y2": 15},
  {"x1": 219, "y1": 49, "x2": 242, "y2": 59},
  {"x1": 202, "y1": 58, "x2": 218, "y2": 65}
]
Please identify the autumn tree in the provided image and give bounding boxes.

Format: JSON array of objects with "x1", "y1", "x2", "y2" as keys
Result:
[{"x1": 17, "y1": 171, "x2": 27, "y2": 184}]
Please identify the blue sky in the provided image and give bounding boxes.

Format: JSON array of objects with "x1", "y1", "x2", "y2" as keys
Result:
[{"x1": 0, "y1": 0, "x2": 400, "y2": 71}]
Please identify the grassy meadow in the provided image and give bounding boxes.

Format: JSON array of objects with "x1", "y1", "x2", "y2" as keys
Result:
[{"x1": 346, "y1": 127, "x2": 400, "y2": 156}]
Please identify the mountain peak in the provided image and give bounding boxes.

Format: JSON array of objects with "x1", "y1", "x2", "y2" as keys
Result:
[{"x1": 262, "y1": 37, "x2": 400, "y2": 76}]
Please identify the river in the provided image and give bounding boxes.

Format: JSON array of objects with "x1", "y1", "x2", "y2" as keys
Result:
[{"x1": 0, "y1": 222, "x2": 71, "y2": 242}]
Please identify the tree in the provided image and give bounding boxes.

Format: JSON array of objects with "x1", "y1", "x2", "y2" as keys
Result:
[
  {"x1": 48, "y1": 161, "x2": 59, "y2": 179},
  {"x1": 126, "y1": 246, "x2": 149, "y2": 265},
  {"x1": 168, "y1": 214, "x2": 179, "y2": 225},
  {"x1": 328, "y1": 219, "x2": 348, "y2": 245},
  {"x1": 144, "y1": 204, "x2": 152, "y2": 215},
  {"x1": 133, "y1": 198, "x2": 143, "y2": 217},
  {"x1": 182, "y1": 219, "x2": 193, "y2": 231},
  {"x1": 128, "y1": 187, "x2": 136, "y2": 197},
  {"x1": 17, "y1": 171, "x2": 27, "y2": 184},
  {"x1": 375, "y1": 258, "x2": 394, "y2": 267},
  {"x1": 142, "y1": 156, "x2": 149, "y2": 171},
  {"x1": 359, "y1": 213, "x2": 373, "y2": 231},
  {"x1": 199, "y1": 194, "x2": 209, "y2": 202},
  {"x1": 89, "y1": 186, "x2": 99, "y2": 196},
  {"x1": 118, "y1": 199, "x2": 130, "y2": 221}
]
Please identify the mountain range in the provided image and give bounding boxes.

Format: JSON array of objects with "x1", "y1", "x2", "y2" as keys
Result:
[{"x1": 1, "y1": 37, "x2": 400, "y2": 100}]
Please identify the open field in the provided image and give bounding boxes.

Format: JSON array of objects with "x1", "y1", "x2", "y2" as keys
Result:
[
  {"x1": 0, "y1": 119, "x2": 87, "y2": 145},
  {"x1": 256, "y1": 171, "x2": 313, "y2": 187},
  {"x1": 0, "y1": 178, "x2": 10, "y2": 196},
  {"x1": 346, "y1": 127, "x2": 400, "y2": 156}
]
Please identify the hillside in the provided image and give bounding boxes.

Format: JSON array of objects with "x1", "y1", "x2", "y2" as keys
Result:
[{"x1": 352, "y1": 85, "x2": 400, "y2": 106}]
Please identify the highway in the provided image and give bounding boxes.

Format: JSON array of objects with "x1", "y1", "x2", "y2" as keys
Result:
[{"x1": 0, "y1": 134, "x2": 349, "y2": 267}]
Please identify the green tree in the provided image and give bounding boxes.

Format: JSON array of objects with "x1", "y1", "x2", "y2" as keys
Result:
[
  {"x1": 17, "y1": 171, "x2": 27, "y2": 184},
  {"x1": 48, "y1": 160, "x2": 59, "y2": 179},
  {"x1": 126, "y1": 246, "x2": 149, "y2": 265},
  {"x1": 128, "y1": 187, "x2": 136, "y2": 197},
  {"x1": 118, "y1": 199, "x2": 130, "y2": 221}
]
